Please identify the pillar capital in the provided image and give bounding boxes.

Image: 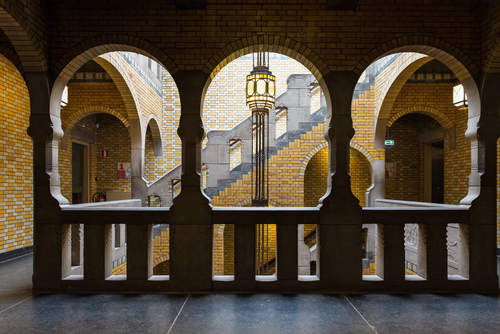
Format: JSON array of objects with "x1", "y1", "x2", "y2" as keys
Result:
[
  {"x1": 319, "y1": 71, "x2": 361, "y2": 218},
  {"x1": 170, "y1": 70, "x2": 211, "y2": 223}
]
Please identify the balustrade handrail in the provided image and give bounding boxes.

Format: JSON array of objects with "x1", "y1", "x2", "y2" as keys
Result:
[
  {"x1": 60, "y1": 204, "x2": 470, "y2": 225},
  {"x1": 374, "y1": 198, "x2": 470, "y2": 209}
]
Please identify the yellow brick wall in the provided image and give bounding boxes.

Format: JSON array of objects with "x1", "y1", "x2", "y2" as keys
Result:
[
  {"x1": 203, "y1": 54, "x2": 310, "y2": 132},
  {"x1": 95, "y1": 116, "x2": 131, "y2": 194},
  {"x1": 385, "y1": 116, "x2": 423, "y2": 201},
  {"x1": 213, "y1": 224, "x2": 225, "y2": 275},
  {"x1": 223, "y1": 224, "x2": 234, "y2": 275},
  {"x1": 59, "y1": 82, "x2": 131, "y2": 202},
  {"x1": 144, "y1": 126, "x2": 168, "y2": 184},
  {"x1": 304, "y1": 147, "x2": 371, "y2": 208},
  {"x1": 0, "y1": 53, "x2": 33, "y2": 254},
  {"x1": 211, "y1": 121, "x2": 328, "y2": 207},
  {"x1": 304, "y1": 147, "x2": 329, "y2": 207},
  {"x1": 152, "y1": 227, "x2": 170, "y2": 275},
  {"x1": 160, "y1": 71, "x2": 181, "y2": 174},
  {"x1": 385, "y1": 83, "x2": 470, "y2": 204}
]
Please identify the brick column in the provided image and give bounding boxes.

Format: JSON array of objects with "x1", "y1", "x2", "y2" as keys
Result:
[
  {"x1": 319, "y1": 71, "x2": 362, "y2": 290},
  {"x1": 169, "y1": 70, "x2": 212, "y2": 291},
  {"x1": 26, "y1": 72, "x2": 64, "y2": 293},
  {"x1": 467, "y1": 72, "x2": 500, "y2": 292},
  {"x1": 129, "y1": 119, "x2": 148, "y2": 204}
]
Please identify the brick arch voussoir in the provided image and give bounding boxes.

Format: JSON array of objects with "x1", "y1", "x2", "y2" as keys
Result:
[
  {"x1": 354, "y1": 35, "x2": 478, "y2": 82},
  {"x1": 64, "y1": 105, "x2": 130, "y2": 132},
  {"x1": 206, "y1": 35, "x2": 329, "y2": 86},
  {"x1": 349, "y1": 142, "x2": 375, "y2": 163},
  {"x1": 93, "y1": 55, "x2": 141, "y2": 122},
  {"x1": 376, "y1": 55, "x2": 433, "y2": 121},
  {"x1": 0, "y1": 44, "x2": 21, "y2": 73},
  {"x1": 0, "y1": 5, "x2": 46, "y2": 72},
  {"x1": 52, "y1": 34, "x2": 179, "y2": 86},
  {"x1": 386, "y1": 106, "x2": 454, "y2": 130},
  {"x1": 299, "y1": 141, "x2": 374, "y2": 181}
]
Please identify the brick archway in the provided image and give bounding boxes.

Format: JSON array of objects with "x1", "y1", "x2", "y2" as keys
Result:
[
  {"x1": 206, "y1": 35, "x2": 328, "y2": 82},
  {"x1": 64, "y1": 105, "x2": 130, "y2": 132},
  {"x1": 52, "y1": 35, "x2": 178, "y2": 83},
  {"x1": 50, "y1": 37, "x2": 178, "y2": 126},
  {"x1": 0, "y1": 3, "x2": 47, "y2": 72},
  {"x1": 93, "y1": 55, "x2": 141, "y2": 123},
  {"x1": 387, "y1": 105, "x2": 454, "y2": 130},
  {"x1": 49, "y1": 41, "x2": 179, "y2": 204},
  {"x1": 356, "y1": 39, "x2": 481, "y2": 204},
  {"x1": 203, "y1": 35, "x2": 330, "y2": 111},
  {"x1": 354, "y1": 35, "x2": 479, "y2": 81},
  {"x1": 301, "y1": 143, "x2": 372, "y2": 207},
  {"x1": 145, "y1": 116, "x2": 163, "y2": 157},
  {"x1": 300, "y1": 141, "x2": 375, "y2": 176}
]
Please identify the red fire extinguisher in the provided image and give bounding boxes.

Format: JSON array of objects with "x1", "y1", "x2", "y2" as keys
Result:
[{"x1": 92, "y1": 192, "x2": 107, "y2": 202}]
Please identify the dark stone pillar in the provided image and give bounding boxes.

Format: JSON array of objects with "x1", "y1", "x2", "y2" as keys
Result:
[
  {"x1": 26, "y1": 72, "x2": 63, "y2": 293},
  {"x1": 468, "y1": 72, "x2": 500, "y2": 292},
  {"x1": 319, "y1": 71, "x2": 362, "y2": 290},
  {"x1": 169, "y1": 70, "x2": 212, "y2": 291}
]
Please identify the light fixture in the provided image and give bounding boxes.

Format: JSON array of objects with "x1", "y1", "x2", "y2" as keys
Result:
[
  {"x1": 246, "y1": 51, "x2": 275, "y2": 207},
  {"x1": 453, "y1": 84, "x2": 468, "y2": 109},
  {"x1": 246, "y1": 51, "x2": 276, "y2": 276}
]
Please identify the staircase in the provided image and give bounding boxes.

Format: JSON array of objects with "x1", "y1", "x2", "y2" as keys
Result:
[{"x1": 147, "y1": 54, "x2": 402, "y2": 207}]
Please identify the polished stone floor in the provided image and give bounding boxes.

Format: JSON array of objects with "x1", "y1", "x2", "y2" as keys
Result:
[{"x1": 0, "y1": 255, "x2": 499, "y2": 334}]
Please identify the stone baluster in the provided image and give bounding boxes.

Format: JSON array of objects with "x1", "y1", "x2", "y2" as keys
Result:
[
  {"x1": 127, "y1": 224, "x2": 153, "y2": 280},
  {"x1": 425, "y1": 222, "x2": 447, "y2": 286},
  {"x1": 84, "y1": 224, "x2": 112, "y2": 280},
  {"x1": 277, "y1": 220, "x2": 298, "y2": 281},
  {"x1": 376, "y1": 224, "x2": 384, "y2": 279},
  {"x1": 235, "y1": 221, "x2": 256, "y2": 287},
  {"x1": 382, "y1": 224, "x2": 405, "y2": 286}
]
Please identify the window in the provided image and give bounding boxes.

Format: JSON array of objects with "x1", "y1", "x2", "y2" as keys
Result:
[
  {"x1": 453, "y1": 84, "x2": 467, "y2": 109},
  {"x1": 229, "y1": 139, "x2": 242, "y2": 170},
  {"x1": 275, "y1": 107, "x2": 287, "y2": 139},
  {"x1": 60, "y1": 86, "x2": 68, "y2": 107}
]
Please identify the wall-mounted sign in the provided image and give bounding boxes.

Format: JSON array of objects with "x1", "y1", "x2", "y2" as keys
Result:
[
  {"x1": 117, "y1": 162, "x2": 131, "y2": 179},
  {"x1": 100, "y1": 149, "x2": 109, "y2": 158},
  {"x1": 384, "y1": 139, "x2": 394, "y2": 146}
]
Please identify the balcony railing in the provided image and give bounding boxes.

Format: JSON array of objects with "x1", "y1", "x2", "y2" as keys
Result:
[{"x1": 57, "y1": 203, "x2": 473, "y2": 293}]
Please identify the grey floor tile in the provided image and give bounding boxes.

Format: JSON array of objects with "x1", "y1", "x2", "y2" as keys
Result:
[
  {"x1": 0, "y1": 294, "x2": 187, "y2": 334},
  {"x1": 171, "y1": 294, "x2": 374, "y2": 334},
  {"x1": 348, "y1": 294, "x2": 500, "y2": 334}
]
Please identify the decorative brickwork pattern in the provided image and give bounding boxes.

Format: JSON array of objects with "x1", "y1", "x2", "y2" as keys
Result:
[
  {"x1": 160, "y1": 69, "x2": 181, "y2": 173},
  {"x1": 0, "y1": 53, "x2": 32, "y2": 254}
]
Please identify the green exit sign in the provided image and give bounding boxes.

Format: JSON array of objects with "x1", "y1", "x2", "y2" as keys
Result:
[{"x1": 385, "y1": 139, "x2": 394, "y2": 146}]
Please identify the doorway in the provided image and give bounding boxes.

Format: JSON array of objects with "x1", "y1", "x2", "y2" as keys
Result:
[
  {"x1": 423, "y1": 140, "x2": 444, "y2": 203},
  {"x1": 72, "y1": 142, "x2": 88, "y2": 204}
]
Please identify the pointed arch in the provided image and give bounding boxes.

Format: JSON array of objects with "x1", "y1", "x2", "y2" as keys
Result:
[{"x1": 145, "y1": 117, "x2": 163, "y2": 157}]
